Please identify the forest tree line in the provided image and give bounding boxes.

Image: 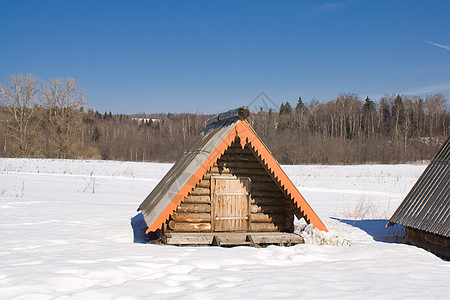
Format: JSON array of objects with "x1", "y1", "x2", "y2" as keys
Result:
[
  {"x1": 251, "y1": 94, "x2": 448, "y2": 164},
  {"x1": 1, "y1": 74, "x2": 449, "y2": 164}
]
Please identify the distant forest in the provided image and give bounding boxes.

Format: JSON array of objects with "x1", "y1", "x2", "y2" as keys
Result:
[{"x1": 1, "y1": 74, "x2": 449, "y2": 164}]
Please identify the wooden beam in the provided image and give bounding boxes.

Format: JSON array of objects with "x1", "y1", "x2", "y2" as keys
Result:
[
  {"x1": 215, "y1": 161, "x2": 262, "y2": 169},
  {"x1": 250, "y1": 175, "x2": 273, "y2": 182},
  {"x1": 172, "y1": 212, "x2": 211, "y2": 223},
  {"x1": 251, "y1": 204, "x2": 285, "y2": 214},
  {"x1": 184, "y1": 195, "x2": 211, "y2": 204},
  {"x1": 164, "y1": 232, "x2": 215, "y2": 245},
  {"x1": 162, "y1": 232, "x2": 304, "y2": 246},
  {"x1": 176, "y1": 203, "x2": 211, "y2": 213},
  {"x1": 196, "y1": 180, "x2": 211, "y2": 188},
  {"x1": 250, "y1": 222, "x2": 286, "y2": 232},
  {"x1": 189, "y1": 187, "x2": 210, "y2": 196},
  {"x1": 251, "y1": 190, "x2": 284, "y2": 197},
  {"x1": 250, "y1": 197, "x2": 284, "y2": 205},
  {"x1": 252, "y1": 183, "x2": 282, "y2": 192},
  {"x1": 210, "y1": 166, "x2": 268, "y2": 175},
  {"x1": 250, "y1": 232, "x2": 303, "y2": 245},
  {"x1": 168, "y1": 221, "x2": 212, "y2": 232},
  {"x1": 251, "y1": 213, "x2": 285, "y2": 223},
  {"x1": 219, "y1": 154, "x2": 257, "y2": 162}
]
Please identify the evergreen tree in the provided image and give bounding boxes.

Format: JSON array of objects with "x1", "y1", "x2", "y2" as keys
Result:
[
  {"x1": 284, "y1": 101, "x2": 293, "y2": 114},
  {"x1": 295, "y1": 97, "x2": 305, "y2": 112},
  {"x1": 279, "y1": 102, "x2": 286, "y2": 115},
  {"x1": 379, "y1": 98, "x2": 391, "y2": 134},
  {"x1": 362, "y1": 97, "x2": 375, "y2": 113},
  {"x1": 392, "y1": 94, "x2": 405, "y2": 134},
  {"x1": 361, "y1": 97, "x2": 376, "y2": 137},
  {"x1": 93, "y1": 127, "x2": 101, "y2": 142}
]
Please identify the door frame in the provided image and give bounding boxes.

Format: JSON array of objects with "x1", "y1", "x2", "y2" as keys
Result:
[{"x1": 210, "y1": 175, "x2": 251, "y2": 232}]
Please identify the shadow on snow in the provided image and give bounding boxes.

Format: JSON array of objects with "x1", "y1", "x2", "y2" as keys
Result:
[
  {"x1": 131, "y1": 213, "x2": 149, "y2": 243},
  {"x1": 331, "y1": 217, "x2": 406, "y2": 243}
]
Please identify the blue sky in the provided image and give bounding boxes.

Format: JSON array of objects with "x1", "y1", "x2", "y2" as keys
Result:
[{"x1": 1, "y1": 0, "x2": 450, "y2": 114}]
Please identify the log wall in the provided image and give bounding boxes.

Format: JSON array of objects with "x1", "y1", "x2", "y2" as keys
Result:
[
  {"x1": 406, "y1": 227, "x2": 450, "y2": 260},
  {"x1": 166, "y1": 138, "x2": 295, "y2": 233}
]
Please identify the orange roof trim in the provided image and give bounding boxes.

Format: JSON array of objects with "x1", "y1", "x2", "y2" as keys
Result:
[{"x1": 146, "y1": 120, "x2": 328, "y2": 233}]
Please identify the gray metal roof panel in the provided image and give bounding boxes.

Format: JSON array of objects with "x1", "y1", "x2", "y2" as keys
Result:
[
  {"x1": 388, "y1": 137, "x2": 450, "y2": 237},
  {"x1": 138, "y1": 118, "x2": 238, "y2": 229}
]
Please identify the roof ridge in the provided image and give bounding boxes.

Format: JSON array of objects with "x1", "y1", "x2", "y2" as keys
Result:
[{"x1": 205, "y1": 106, "x2": 250, "y2": 130}]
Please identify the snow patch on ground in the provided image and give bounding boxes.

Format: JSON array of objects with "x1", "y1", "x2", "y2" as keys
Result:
[{"x1": 1, "y1": 158, "x2": 449, "y2": 299}]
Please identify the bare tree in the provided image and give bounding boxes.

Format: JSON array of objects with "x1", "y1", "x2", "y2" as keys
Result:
[
  {"x1": 424, "y1": 94, "x2": 447, "y2": 137},
  {"x1": 0, "y1": 74, "x2": 42, "y2": 156},
  {"x1": 42, "y1": 78, "x2": 86, "y2": 158}
]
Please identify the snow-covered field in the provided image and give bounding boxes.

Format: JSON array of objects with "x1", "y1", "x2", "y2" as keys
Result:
[{"x1": 1, "y1": 158, "x2": 449, "y2": 299}]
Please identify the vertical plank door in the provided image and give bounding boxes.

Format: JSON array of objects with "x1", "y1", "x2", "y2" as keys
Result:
[{"x1": 212, "y1": 177, "x2": 250, "y2": 232}]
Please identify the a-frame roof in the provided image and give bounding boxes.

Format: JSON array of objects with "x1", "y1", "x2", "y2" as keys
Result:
[
  {"x1": 388, "y1": 136, "x2": 450, "y2": 237},
  {"x1": 138, "y1": 107, "x2": 328, "y2": 233}
]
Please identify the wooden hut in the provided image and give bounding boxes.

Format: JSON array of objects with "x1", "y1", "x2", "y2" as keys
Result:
[
  {"x1": 387, "y1": 136, "x2": 450, "y2": 259},
  {"x1": 138, "y1": 106, "x2": 327, "y2": 246}
]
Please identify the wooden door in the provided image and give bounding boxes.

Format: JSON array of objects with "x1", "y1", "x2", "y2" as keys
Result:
[{"x1": 212, "y1": 176, "x2": 250, "y2": 232}]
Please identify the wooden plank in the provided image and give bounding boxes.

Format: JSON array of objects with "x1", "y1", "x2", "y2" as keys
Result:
[
  {"x1": 168, "y1": 221, "x2": 212, "y2": 232},
  {"x1": 249, "y1": 175, "x2": 273, "y2": 182},
  {"x1": 284, "y1": 199, "x2": 296, "y2": 208},
  {"x1": 251, "y1": 190, "x2": 284, "y2": 197},
  {"x1": 219, "y1": 154, "x2": 257, "y2": 162},
  {"x1": 210, "y1": 166, "x2": 267, "y2": 175},
  {"x1": 210, "y1": 177, "x2": 216, "y2": 231},
  {"x1": 172, "y1": 212, "x2": 211, "y2": 222},
  {"x1": 215, "y1": 161, "x2": 262, "y2": 169},
  {"x1": 406, "y1": 227, "x2": 450, "y2": 260},
  {"x1": 251, "y1": 204, "x2": 285, "y2": 214},
  {"x1": 251, "y1": 213, "x2": 285, "y2": 223},
  {"x1": 252, "y1": 183, "x2": 281, "y2": 192},
  {"x1": 189, "y1": 187, "x2": 210, "y2": 196},
  {"x1": 250, "y1": 197, "x2": 284, "y2": 205},
  {"x1": 196, "y1": 180, "x2": 211, "y2": 188},
  {"x1": 164, "y1": 232, "x2": 214, "y2": 245},
  {"x1": 205, "y1": 107, "x2": 249, "y2": 127},
  {"x1": 176, "y1": 203, "x2": 211, "y2": 213},
  {"x1": 163, "y1": 232, "x2": 304, "y2": 246},
  {"x1": 184, "y1": 195, "x2": 211, "y2": 204},
  {"x1": 250, "y1": 222, "x2": 285, "y2": 232},
  {"x1": 212, "y1": 235, "x2": 252, "y2": 246},
  {"x1": 250, "y1": 232, "x2": 304, "y2": 245}
]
